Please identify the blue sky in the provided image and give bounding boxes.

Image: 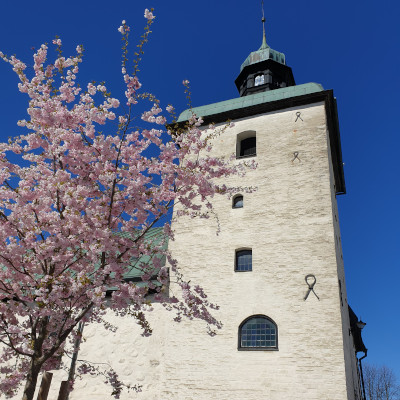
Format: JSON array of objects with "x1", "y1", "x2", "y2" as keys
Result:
[{"x1": 0, "y1": 0, "x2": 399, "y2": 379}]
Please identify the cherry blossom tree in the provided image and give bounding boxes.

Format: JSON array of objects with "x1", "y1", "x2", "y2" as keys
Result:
[{"x1": 0, "y1": 10, "x2": 251, "y2": 400}]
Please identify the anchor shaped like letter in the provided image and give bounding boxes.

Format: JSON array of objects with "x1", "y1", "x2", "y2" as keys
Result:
[{"x1": 304, "y1": 274, "x2": 320, "y2": 301}]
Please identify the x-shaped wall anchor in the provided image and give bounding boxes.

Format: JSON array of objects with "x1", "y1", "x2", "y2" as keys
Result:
[
  {"x1": 292, "y1": 151, "x2": 300, "y2": 162},
  {"x1": 295, "y1": 111, "x2": 303, "y2": 122}
]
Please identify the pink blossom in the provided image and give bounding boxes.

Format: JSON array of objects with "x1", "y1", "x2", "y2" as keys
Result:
[
  {"x1": 144, "y1": 9, "x2": 155, "y2": 20},
  {"x1": 118, "y1": 20, "x2": 130, "y2": 35},
  {"x1": 109, "y1": 98, "x2": 120, "y2": 108},
  {"x1": 87, "y1": 82, "x2": 96, "y2": 95}
]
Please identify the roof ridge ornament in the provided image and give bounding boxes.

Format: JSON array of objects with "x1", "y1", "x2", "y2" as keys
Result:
[{"x1": 260, "y1": 0, "x2": 269, "y2": 50}]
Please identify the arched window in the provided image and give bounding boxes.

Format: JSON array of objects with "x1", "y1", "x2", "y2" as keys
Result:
[
  {"x1": 232, "y1": 195, "x2": 243, "y2": 208},
  {"x1": 238, "y1": 315, "x2": 278, "y2": 350},
  {"x1": 236, "y1": 131, "x2": 256, "y2": 159},
  {"x1": 235, "y1": 249, "x2": 252, "y2": 271}
]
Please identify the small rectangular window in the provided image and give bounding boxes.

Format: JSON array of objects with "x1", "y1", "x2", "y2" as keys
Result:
[{"x1": 236, "y1": 250, "x2": 252, "y2": 271}]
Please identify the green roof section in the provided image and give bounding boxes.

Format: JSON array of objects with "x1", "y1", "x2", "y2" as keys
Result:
[
  {"x1": 177, "y1": 82, "x2": 324, "y2": 123},
  {"x1": 239, "y1": 11, "x2": 286, "y2": 71},
  {"x1": 106, "y1": 226, "x2": 168, "y2": 291},
  {"x1": 240, "y1": 46, "x2": 286, "y2": 71},
  {"x1": 118, "y1": 226, "x2": 168, "y2": 282}
]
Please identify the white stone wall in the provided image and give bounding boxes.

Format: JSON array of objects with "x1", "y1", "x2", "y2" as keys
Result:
[
  {"x1": 2, "y1": 101, "x2": 359, "y2": 400},
  {"x1": 161, "y1": 102, "x2": 356, "y2": 399}
]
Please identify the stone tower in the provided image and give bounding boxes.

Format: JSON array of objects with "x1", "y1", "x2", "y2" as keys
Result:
[{"x1": 162, "y1": 16, "x2": 368, "y2": 400}]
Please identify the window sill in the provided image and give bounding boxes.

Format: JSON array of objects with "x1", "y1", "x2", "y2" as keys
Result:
[
  {"x1": 238, "y1": 347, "x2": 279, "y2": 351},
  {"x1": 236, "y1": 153, "x2": 257, "y2": 160}
]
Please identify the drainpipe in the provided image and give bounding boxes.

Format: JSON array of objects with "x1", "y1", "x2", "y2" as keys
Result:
[{"x1": 358, "y1": 350, "x2": 368, "y2": 400}]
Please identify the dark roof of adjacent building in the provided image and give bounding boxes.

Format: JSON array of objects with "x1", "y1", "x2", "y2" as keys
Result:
[{"x1": 348, "y1": 305, "x2": 367, "y2": 354}]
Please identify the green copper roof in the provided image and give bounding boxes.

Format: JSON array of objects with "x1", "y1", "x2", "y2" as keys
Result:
[
  {"x1": 177, "y1": 82, "x2": 324, "y2": 122},
  {"x1": 240, "y1": 46, "x2": 286, "y2": 72},
  {"x1": 118, "y1": 226, "x2": 168, "y2": 282},
  {"x1": 106, "y1": 226, "x2": 168, "y2": 291},
  {"x1": 239, "y1": 6, "x2": 286, "y2": 71}
]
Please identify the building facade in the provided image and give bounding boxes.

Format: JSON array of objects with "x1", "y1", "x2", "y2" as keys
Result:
[{"x1": 8, "y1": 20, "x2": 367, "y2": 400}]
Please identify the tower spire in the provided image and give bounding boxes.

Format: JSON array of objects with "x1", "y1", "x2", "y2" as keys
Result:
[
  {"x1": 260, "y1": 0, "x2": 269, "y2": 50},
  {"x1": 235, "y1": 0, "x2": 294, "y2": 96}
]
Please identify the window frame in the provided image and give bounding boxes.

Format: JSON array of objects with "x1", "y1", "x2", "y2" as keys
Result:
[
  {"x1": 235, "y1": 248, "x2": 252, "y2": 272},
  {"x1": 236, "y1": 131, "x2": 256, "y2": 159},
  {"x1": 238, "y1": 315, "x2": 278, "y2": 351}
]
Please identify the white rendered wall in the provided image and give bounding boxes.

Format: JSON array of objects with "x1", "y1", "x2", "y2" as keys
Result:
[
  {"x1": 161, "y1": 101, "x2": 358, "y2": 399},
  {"x1": 0, "y1": 307, "x2": 170, "y2": 400}
]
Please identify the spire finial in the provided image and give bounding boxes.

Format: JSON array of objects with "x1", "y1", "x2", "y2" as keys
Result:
[{"x1": 260, "y1": 0, "x2": 269, "y2": 49}]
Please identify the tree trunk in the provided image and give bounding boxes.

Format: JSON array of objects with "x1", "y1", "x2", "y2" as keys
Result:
[{"x1": 22, "y1": 360, "x2": 42, "y2": 400}]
